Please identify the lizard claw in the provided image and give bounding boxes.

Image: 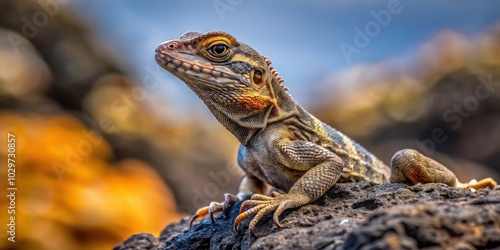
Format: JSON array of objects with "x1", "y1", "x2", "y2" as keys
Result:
[
  {"x1": 233, "y1": 192, "x2": 303, "y2": 235},
  {"x1": 189, "y1": 193, "x2": 239, "y2": 227},
  {"x1": 189, "y1": 206, "x2": 208, "y2": 227}
]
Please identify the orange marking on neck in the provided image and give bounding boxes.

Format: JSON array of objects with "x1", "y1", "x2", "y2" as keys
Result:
[{"x1": 237, "y1": 92, "x2": 275, "y2": 112}]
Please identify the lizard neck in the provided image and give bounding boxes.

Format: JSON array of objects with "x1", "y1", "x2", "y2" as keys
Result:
[{"x1": 195, "y1": 78, "x2": 304, "y2": 147}]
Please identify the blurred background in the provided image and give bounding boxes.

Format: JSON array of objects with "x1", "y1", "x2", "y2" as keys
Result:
[{"x1": 1, "y1": 0, "x2": 500, "y2": 249}]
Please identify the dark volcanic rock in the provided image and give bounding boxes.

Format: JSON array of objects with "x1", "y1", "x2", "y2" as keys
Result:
[
  {"x1": 114, "y1": 233, "x2": 160, "y2": 250},
  {"x1": 116, "y1": 182, "x2": 500, "y2": 249}
]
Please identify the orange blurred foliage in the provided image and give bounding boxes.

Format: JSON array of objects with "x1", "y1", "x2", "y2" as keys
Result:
[{"x1": 0, "y1": 112, "x2": 181, "y2": 250}]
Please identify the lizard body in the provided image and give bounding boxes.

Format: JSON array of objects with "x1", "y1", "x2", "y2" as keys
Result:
[{"x1": 155, "y1": 31, "x2": 497, "y2": 234}]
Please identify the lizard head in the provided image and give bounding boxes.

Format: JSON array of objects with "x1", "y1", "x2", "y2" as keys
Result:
[
  {"x1": 155, "y1": 31, "x2": 296, "y2": 145},
  {"x1": 155, "y1": 31, "x2": 284, "y2": 114}
]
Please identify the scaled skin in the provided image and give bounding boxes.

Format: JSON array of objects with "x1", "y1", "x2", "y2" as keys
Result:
[{"x1": 155, "y1": 31, "x2": 497, "y2": 235}]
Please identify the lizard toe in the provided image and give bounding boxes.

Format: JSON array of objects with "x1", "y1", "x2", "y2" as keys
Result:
[
  {"x1": 190, "y1": 206, "x2": 210, "y2": 227},
  {"x1": 239, "y1": 199, "x2": 269, "y2": 213},
  {"x1": 273, "y1": 200, "x2": 293, "y2": 227},
  {"x1": 248, "y1": 203, "x2": 279, "y2": 234},
  {"x1": 250, "y1": 193, "x2": 275, "y2": 200},
  {"x1": 208, "y1": 201, "x2": 224, "y2": 222},
  {"x1": 222, "y1": 193, "x2": 239, "y2": 216},
  {"x1": 191, "y1": 193, "x2": 241, "y2": 226},
  {"x1": 234, "y1": 193, "x2": 306, "y2": 233},
  {"x1": 271, "y1": 191, "x2": 282, "y2": 197}
]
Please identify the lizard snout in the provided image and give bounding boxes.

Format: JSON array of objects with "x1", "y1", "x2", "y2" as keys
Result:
[{"x1": 155, "y1": 41, "x2": 178, "y2": 53}]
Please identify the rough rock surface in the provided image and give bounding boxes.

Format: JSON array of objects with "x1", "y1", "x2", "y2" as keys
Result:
[{"x1": 116, "y1": 182, "x2": 500, "y2": 249}]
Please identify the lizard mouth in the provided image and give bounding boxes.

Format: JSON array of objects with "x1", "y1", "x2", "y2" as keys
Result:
[{"x1": 155, "y1": 43, "x2": 239, "y2": 85}]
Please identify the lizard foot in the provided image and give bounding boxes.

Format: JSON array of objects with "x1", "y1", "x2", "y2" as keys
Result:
[
  {"x1": 458, "y1": 177, "x2": 497, "y2": 190},
  {"x1": 189, "y1": 193, "x2": 239, "y2": 227},
  {"x1": 234, "y1": 191, "x2": 308, "y2": 235}
]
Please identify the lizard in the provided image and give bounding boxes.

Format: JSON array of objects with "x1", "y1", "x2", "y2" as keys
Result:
[{"x1": 154, "y1": 31, "x2": 498, "y2": 235}]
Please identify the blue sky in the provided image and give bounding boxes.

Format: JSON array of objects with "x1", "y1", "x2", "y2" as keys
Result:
[{"x1": 70, "y1": 0, "x2": 500, "y2": 110}]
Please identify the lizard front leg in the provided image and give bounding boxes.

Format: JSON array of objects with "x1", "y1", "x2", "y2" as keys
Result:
[
  {"x1": 234, "y1": 140, "x2": 344, "y2": 234},
  {"x1": 390, "y1": 148, "x2": 497, "y2": 190},
  {"x1": 189, "y1": 175, "x2": 266, "y2": 226}
]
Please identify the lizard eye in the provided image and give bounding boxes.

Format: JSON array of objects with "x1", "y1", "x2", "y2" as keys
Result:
[
  {"x1": 252, "y1": 69, "x2": 263, "y2": 85},
  {"x1": 204, "y1": 42, "x2": 232, "y2": 62},
  {"x1": 209, "y1": 44, "x2": 228, "y2": 56}
]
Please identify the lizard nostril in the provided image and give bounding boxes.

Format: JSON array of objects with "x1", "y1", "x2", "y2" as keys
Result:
[{"x1": 167, "y1": 42, "x2": 178, "y2": 50}]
